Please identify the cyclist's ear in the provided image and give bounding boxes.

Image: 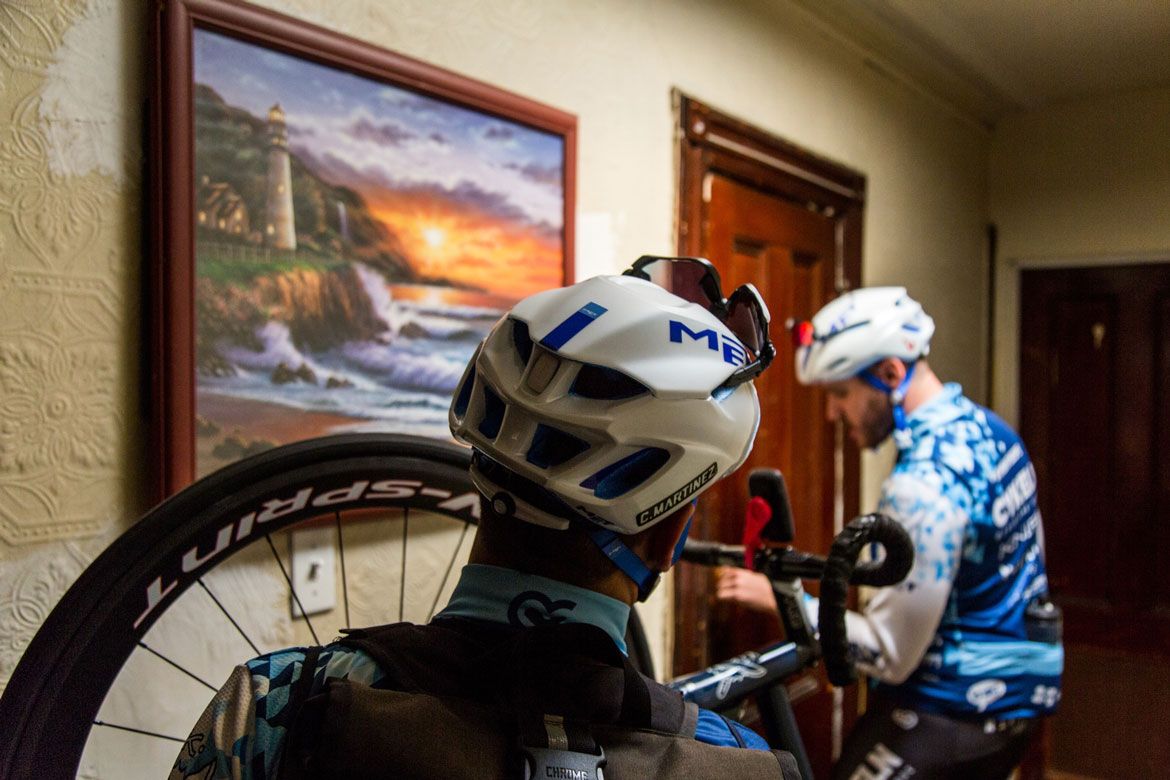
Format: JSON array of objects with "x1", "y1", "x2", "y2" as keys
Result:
[
  {"x1": 871, "y1": 357, "x2": 905, "y2": 389},
  {"x1": 627, "y1": 502, "x2": 697, "y2": 572}
]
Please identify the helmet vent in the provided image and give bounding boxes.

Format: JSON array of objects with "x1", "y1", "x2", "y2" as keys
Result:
[
  {"x1": 526, "y1": 424, "x2": 590, "y2": 469},
  {"x1": 478, "y1": 384, "x2": 506, "y2": 440},
  {"x1": 511, "y1": 318, "x2": 534, "y2": 365},
  {"x1": 570, "y1": 364, "x2": 648, "y2": 400},
  {"x1": 525, "y1": 349, "x2": 560, "y2": 394},
  {"x1": 452, "y1": 370, "x2": 474, "y2": 418},
  {"x1": 580, "y1": 447, "x2": 670, "y2": 500},
  {"x1": 474, "y1": 451, "x2": 581, "y2": 522}
]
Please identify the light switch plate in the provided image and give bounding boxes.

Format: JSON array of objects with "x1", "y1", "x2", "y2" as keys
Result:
[{"x1": 290, "y1": 526, "x2": 336, "y2": 618}]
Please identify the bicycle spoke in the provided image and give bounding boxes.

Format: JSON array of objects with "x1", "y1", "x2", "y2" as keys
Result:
[
  {"x1": 92, "y1": 720, "x2": 186, "y2": 743},
  {"x1": 265, "y1": 534, "x2": 320, "y2": 645},
  {"x1": 336, "y1": 511, "x2": 350, "y2": 630},
  {"x1": 398, "y1": 508, "x2": 409, "y2": 623},
  {"x1": 197, "y1": 579, "x2": 260, "y2": 656},
  {"x1": 427, "y1": 521, "x2": 470, "y2": 622},
  {"x1": 137, "y1": 641, "x2": 217, "y2": 692}
]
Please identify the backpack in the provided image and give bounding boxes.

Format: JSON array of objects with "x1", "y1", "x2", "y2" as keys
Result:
[{"x1": 278, "y1": 619, "x2": 800, "y2": 779}]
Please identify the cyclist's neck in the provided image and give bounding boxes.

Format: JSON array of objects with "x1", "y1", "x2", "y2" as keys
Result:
[
  {"x1": 470, "y1": 545, "x2": 638, "y2": 604},
  {"x1": 899, "y1": 360, "x2": 945, "y2": 417},
  {"x1": 467, "y1": 518, "x2": 640, "y2": 605},
  {"x1": 467, "y1": 501, "x2": 696, "y2": 607}
]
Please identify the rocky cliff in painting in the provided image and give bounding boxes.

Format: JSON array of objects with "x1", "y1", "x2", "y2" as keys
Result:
[{"x1": 196, "y1": 263, "x2": 388, "y2": 377}]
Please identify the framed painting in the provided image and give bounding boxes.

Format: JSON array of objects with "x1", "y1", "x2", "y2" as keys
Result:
[{"x1": 150, "y1": 0, "x2": 575, "y2": 499}]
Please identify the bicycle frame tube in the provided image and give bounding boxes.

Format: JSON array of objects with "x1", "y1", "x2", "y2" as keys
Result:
[
  {"x1": 669, "y1": 556, "x2": 822, "y2": 778},
  {"x1": 668, "y1": 639, "x2": 817, "y2": 778},
  {"x1": 757, "y1": 681, "x2": 815, "y2": 780},
  {"x1": 668, "y1": 640, "x2": 810, "y2": 710}
]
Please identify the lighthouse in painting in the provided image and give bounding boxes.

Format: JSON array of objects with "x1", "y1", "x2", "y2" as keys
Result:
[{"x1": 264, "y1": 103, "x2": 296, "y2": 250}]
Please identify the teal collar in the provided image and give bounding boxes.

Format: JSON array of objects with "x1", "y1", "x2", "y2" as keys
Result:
[{"x1": 435, "y1": 564, "x2": 631, "y2": 655}]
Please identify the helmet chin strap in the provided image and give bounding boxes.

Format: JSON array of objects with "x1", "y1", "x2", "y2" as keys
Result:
[
  {"x1": 859, "y1": 360, "x2": 917, "y2": 449},
  {"x1": 584, "y1": 525, "x2": 661, "y2": 602},
  {"x1": 581, "y1": 500, "x2": 697, "y2": 603}
]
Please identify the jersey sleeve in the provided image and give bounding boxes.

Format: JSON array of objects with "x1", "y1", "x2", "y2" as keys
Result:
[
  {"x1": 850, "y1": 463, "x2": 968, "y2": 683},
  {"x1": 804, "y1": 463, "x2": 968, "y2": 684},
  {"x1": 168, "y1": 657, "x2": 284, "y2": 780},
  {"x1": 694, "y1": 708, "x2": 770, "y2": 750},
  {"x1": 170, "y1": 646, "x2": 383, "y2": 780}
]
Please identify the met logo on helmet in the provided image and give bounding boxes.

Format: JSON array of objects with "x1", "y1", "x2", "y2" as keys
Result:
[{"x1": 669, "y1": 320, "x2": 746, "y2": 367}]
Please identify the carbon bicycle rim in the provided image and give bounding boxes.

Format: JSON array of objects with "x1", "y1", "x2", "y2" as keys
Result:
[{"x1": 0, "y1": 434, "x2": 485, "y2": 779}]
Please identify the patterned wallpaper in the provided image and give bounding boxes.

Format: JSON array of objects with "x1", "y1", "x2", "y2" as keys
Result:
[{"x1": 0, "y1": 0, "x2": 146, "y2": 690}]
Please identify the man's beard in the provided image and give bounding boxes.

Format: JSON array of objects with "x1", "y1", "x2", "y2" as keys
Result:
[{"x1": 858, "y1": 393, "x2": 895, "y2": 449}]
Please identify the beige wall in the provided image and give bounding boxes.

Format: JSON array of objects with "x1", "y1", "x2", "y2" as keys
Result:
[
  {"x1": 989, "y1": 86, "x2": 1170, "y2": 427},
  {"x1": 0, "y1": 0, "x2": 991, "y2": 732},
  {"x1": 0, "y1": 0, "x2": 148, "y2": 690}
]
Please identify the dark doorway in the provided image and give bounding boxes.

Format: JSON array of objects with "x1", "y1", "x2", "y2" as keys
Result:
[
  {"x1": 673, "y1": 93, "x2": 864, "y2": 777},
  {"x1": 1019, "y1": 262, "x2": 1170, "y2": 778}
]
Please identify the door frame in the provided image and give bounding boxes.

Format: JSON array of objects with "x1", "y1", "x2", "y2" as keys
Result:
[
  {"x1": 672, "y1": 91, "x2": 865, "y2": 762},
  {"x1": 673, "y1": 92, "x2": 865, "y2": 666},
  {"x1": 991, "y1": 250, "x2": 1170, "y2": 429}
]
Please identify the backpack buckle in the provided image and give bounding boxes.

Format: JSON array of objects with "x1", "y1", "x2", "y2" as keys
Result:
[
  {"x1": 520, "y1": 745, "x2": 606, "y2": 780},
  {"x1": 519, "y1": 714, "x2": 606, "y2": 780}
]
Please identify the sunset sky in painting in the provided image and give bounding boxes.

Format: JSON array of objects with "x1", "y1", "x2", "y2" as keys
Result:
[{"x1": 194, "y1": 30, "x2": 564, "y2": 299}]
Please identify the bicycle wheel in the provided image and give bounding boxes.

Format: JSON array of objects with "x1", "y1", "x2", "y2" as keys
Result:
[
  {"x1": 0, "y1": 434, "x2": 483, "y2": 779},
  {"x1": 0, "y1": 433, "x2": 655, "y2": 779}
]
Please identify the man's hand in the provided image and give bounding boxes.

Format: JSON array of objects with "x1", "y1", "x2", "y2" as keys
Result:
[{"x1": 714, "y1": 567, "x2": 778, "y2": 613}]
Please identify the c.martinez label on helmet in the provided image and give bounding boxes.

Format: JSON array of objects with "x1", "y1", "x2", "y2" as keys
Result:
[{"x1": 635, "y1": 463, "x2": 717, "y2": 527}]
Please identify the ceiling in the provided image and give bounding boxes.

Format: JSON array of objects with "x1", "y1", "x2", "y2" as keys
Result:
[{"x1": 788, "y1": 0, "x2": 1170, "y2": 126}]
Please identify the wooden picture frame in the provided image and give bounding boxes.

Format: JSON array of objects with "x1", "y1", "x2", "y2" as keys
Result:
[{"x1": 150, "y1": 0, "x2": 576, "y2": 500}]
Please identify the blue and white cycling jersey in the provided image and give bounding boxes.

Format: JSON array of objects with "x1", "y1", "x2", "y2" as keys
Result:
[{"x1": 831, "y1": 384, "x2": 1062, "y2": 720}]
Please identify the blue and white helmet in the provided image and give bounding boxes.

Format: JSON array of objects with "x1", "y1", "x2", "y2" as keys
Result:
[
  {"x1": 449, "y1": 274, "x2": 761, "y2": 535},
  {"x1": 794, "y1": 287, "x2": 934, "y2": 385}
]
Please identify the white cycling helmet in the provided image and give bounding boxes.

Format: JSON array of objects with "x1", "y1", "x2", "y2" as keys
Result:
[
  {"x1": 793, "y1": 286, "x2": 934, "y2": 386},
  {"x1": 450, "y1": 273, "x2": 762, "y2": 536}
]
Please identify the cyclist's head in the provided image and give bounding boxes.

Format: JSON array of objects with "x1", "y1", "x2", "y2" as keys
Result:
[
  {"x1": 791, "y1": 287, "x2": 934, "y2": 449},
  {"x1": 450, "y1": 256, "x2": 771, "y2": 600}
]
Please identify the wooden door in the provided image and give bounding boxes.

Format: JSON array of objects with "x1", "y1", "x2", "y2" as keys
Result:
[
  {"x1": 1020, "y1": 263, "x2": 1170, "y2": 648},
  {"x1": 1019, "y1": 262, "x2": 1170, "y2": 777},
  {"x1": 673, "y1": 95, "x2": 863, "y2": 778},
  {"x1": 702, "y1": 176, "x2": 838, "y2": 575}
]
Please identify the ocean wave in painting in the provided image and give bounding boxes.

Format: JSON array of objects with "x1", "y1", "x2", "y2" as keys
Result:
[{"x1": 201, "y1": 263, "x2": 505, "y2": 439}]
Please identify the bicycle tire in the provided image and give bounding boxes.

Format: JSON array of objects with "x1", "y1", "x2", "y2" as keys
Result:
[
  {"x1": 0, "y1": 433, "x2": 485, "y2": 779},
  {"x1": 0, "y1": 432, "x2": 658, "y2": 779}
]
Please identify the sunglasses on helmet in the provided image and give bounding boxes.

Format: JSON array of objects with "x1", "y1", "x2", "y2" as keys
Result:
[{"x1": 623, "y1": 255, "x2": 775, "y2": 388}]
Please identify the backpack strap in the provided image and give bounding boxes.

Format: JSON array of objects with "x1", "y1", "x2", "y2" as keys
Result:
[
  {"x1": 276, "y1": 645, "x2": 322, "y2": 780},
  {"x1": 339, "y1": 619, "x2": 692, "y2": 736},
  {"x1": 292, "y1": 646, "x2": 321, "y2": 709}
]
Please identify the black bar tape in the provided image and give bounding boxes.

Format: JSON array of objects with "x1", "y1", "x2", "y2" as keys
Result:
[
  {"x1": 849, "y1": 515, "x2": 914, "y2": 587},
  {"x1": 818, "y1": 513, "x2": 914, "y2": 687},
  {"x1": 679, "y1": 539, "x2": 745, "y2": 567}
]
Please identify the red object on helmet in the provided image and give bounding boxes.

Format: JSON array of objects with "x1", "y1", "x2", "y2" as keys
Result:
[{"x1": 790, "y1": 319, "x2": 815, "y2": 348}]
